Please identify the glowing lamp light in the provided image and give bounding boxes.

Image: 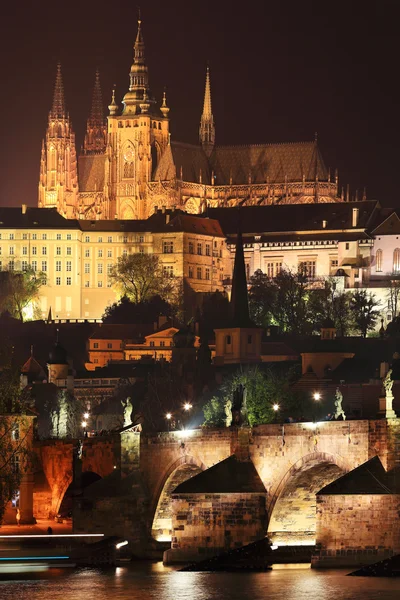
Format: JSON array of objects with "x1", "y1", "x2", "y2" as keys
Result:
[
  {"x1": 115, "y1": 540, "x2": 128, "y2": 549},
  {"x1": 81, "y1": 421, "x2": 87, "y2": 428},
  {"x1": 271, "y1": 544, "x2": 279, "y2": 551},
  {"x1": 273, "y1": 403, "x2": 279, "y2": 412},
  {"x1": 183, "y1": 403, "x2": 192, "y2": 411},
  {"x1": 166, "y1": 413, "x2": 172, "y2": 420},
  {"x1": 83, "y1": 412, "x2": 89, "y2": 419},
  {"x1": 313, "y1": 392, "x2": 321, "y2": 401}
]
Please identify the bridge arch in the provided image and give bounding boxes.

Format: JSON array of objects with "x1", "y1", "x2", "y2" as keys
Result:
[
  {"x1": 267, "y1": 451, "x2": 349, "y2": 546},
  {"x1": 151, "y1": 455, "x2": 206, "y2": 541}
]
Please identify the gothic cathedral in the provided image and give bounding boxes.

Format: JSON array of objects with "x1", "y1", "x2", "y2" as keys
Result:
[{"x1": 38, "y1": 19, "x2": 342, "y2": 221}]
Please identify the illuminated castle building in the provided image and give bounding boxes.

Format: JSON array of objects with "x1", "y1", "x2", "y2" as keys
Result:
[{"x1": 38, "y1": 19, "x2": 341, "y2": 222}]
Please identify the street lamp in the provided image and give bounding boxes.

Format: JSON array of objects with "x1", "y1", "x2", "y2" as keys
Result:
[
  {"x1": 83, "y1": 412, "x2": 89, "y2": 420},
  {"x1": 312, "y1": 392, "x2": 321, "y2": 423},
  {"x1": 273, "y1": 403, "x2": 280, "y2": 412},
  {"x1": 183, "y1": 403, "x2": 192, "y2": 411},
  {"x1": 165, "y1": 412, "x2": 172, "y2": 431}
]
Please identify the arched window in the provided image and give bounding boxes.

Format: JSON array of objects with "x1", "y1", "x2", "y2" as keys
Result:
[
  {"x1": 376, "y1": 249, "x2": 383, "y2": 272},
  {"x1": 393, "y1": 249, "x2": 400, "y2": 273},
  {"x1": 123, "y1": 162, "x2": 134, "y2": 178}
]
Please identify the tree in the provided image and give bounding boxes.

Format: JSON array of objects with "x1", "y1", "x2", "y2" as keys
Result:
[
  {"x1": 351, "y1": 290, "x2": 380, "y2": 337},
  {"x1": 202, "y1": 366, "x2": 310, "y2": 427},
  {"x1": 109, "y1": 254, "x2": 178, "y2": 304},
  {"x1": 0, "y1": 268, "x2": 46, "y2": 321},
  {"x1": 386, "y1": 276, "x2": 400, "y2": 320},
  {"x1": 273, "y1": 268, "x2": 311, "y2": 334},
  {"x1": 307, "y1": 279, "x2": 353, "y2": 337},
  {"x1": 102, "y1": 294, "x2": 174, "y2": 324},
  {"x1": 199, "y1": 290, "x2": 231, "y2": 338},
  {"x1": 248, "y1": 270, "x2": 277, "y2": 328},
  {"x1": 0, "y1": 347, "x2": 35, "y2": 522}
]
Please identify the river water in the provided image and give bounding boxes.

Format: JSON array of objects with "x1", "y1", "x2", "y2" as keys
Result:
[{"x1": 0, "y1": 562, "x2": 399, "y2": 599}]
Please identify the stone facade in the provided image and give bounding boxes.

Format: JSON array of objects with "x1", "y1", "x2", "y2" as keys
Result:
[
  {"x1": 312, "y1": 494, "x2": 400, "y2": 567},
  {"x1": 164, "y1": 492, "x2": 267, "y2": 564}
]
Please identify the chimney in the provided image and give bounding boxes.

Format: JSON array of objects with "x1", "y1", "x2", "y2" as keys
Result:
[
  {"x1": 166, "y1": 214, "x2": 170, "y2": 224},
  {"x1": 322, "y1": 220, "x2": 327, "y2": 229},
  {"x1": 162, "y1": 206, "x2": 166, "y2": 214},
  {"x1": 154, "y1": 205, "x2": 158, "y2": 214},
  {"x1": 352, "y1": 207, "x2": 359, "y2": 227},
  {"x1": 22, "y1": 204, "x2": 27, "y2": 214}
]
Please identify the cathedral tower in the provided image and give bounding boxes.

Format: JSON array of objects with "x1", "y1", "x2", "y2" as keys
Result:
[
  {"x1": 104, "y1": 18, "x2": 170, "y2": 219},
  {"x1": 83, "y1": 70, "x2": 107, "y2": 154},
  {"x1": 199, "y1": 66, "x2": 215, "y2": 157},
  {"x1": 38, "y1": 64, "x2": 78, "y2": 217}
]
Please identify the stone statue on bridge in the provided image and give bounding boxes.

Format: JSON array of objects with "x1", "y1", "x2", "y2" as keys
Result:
[
  {"x1": 383, "y1": 369, "x2": 394, "y2": 399},
  {"x1": 232, "y1": 384, "x2": 249, "y2": 427},
  {"x1": 334, "y1": 387, "x2": 346, "y2": 421},
  {"x1": 122, "y1": 397, "x2": 133, "y2": 427},
  {"x1": 224, "y1": 398, "x2": 233, "y2": 427}
]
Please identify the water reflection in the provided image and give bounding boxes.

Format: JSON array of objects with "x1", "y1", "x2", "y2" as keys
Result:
[{"x1": 0, "y1": 563, "x2": 399, "y2": 600}]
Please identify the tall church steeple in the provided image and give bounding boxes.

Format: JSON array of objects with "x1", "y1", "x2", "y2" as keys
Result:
[
  {"x1": 230, "y1": 228, "x2": 250, "y2": 326},
  {"x1": 83, "y1": 70, "x2": 106, "y2": 154},
  {"x1": 122, "y1": 17, "x2": 156, "y2": 115},
  {"x1": 199, "y1": 66, "x2": 215, "y2": 157},
  {"x1": 38, "y1": 63, "x2": 78, "y2": 217}
]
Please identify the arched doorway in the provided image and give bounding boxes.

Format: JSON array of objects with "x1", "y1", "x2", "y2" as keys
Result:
[
  {"x1": 151, "y1": 460, "x2": 204, "y2": 541},
  {"x1": 268, "y1": 455, "x2": 345, "y2": 546}
]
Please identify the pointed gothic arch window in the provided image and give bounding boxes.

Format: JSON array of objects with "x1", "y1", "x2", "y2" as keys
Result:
[
  {"x1": 376, "y1": 249, "x2": 383, "y2": 272},
  {"x1": 393, "y1": 249, "x2": 400, "y2": 273}
]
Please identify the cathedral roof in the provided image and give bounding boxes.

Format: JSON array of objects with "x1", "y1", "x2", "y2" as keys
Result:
[
  {"x1": 207, "y1": 201, "x2": 380, "y2": 237},
  {"x1": 210, "y1": 141, "x2": 328, "y2": 185},
  {"x1": 78, "y1": 154, "x2": 106, "y2": 192},
  {"x1": 155, "y1": 142, "x2": 211, "y2": 183}
]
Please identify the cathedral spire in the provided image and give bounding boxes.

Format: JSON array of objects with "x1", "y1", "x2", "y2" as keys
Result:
[
  {"x1": 84, "y1": 70, "x2": 106, "y2": 154},
  {"x1": 122, "y1": 16, "x2": 155, "y2": 115},
  {"x1": 230, "y1": 224, "x2": 250, "y2": 326},
  {"x1": 199, "y1": 66, "x2": 215, "y2": 157},
  {"x1": 50, "y1": 63, "x2": 66, "y2": 120},
  {"x1": 89, "y1": 69, "x2": 104, "y2": 123}
]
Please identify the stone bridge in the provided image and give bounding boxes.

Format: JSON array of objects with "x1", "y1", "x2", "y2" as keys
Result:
[{"x1": 34, "y1": 419, "x2": 400, "y2": 545}]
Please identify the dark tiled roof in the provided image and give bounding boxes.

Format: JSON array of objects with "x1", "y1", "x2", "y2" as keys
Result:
[
  {"x1": 78, "y1": 154, "x2": 106, "y2": 192},
  {"x1": 372, "y1": 211, "x2": 400, "y2": 235},
  {"x1": 318, "y1": 457, "x2": 392, "y2": 495},
  {"x1": 173, "y1": 455, "x2": 266, "y2": 494},
  {"x1": 210, "y1": 142, "x2": 328, "y2": 185},
  {"x1": 207, "y1": 201, "x2": 380, "y2": 236},
  {"x1": 89, "y1": 324, "x2": 154, "y2": 341},
  {"x1": 261, "y1": 342, "x2": 298, "y2": 357},
  {"x1": 169, "y1": 142, "x2": 211, "y2": 183},
  {"x1": 0, "y1": 207, "x2": 79, "y2": 229}
]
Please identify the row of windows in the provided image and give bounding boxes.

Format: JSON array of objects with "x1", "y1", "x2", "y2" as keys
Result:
[
  {"x1": 0, "y1": 246, "x2": 72, "y2": 256},
  {"x1": 188, "y1": 266, "x2": 211, "y2": 280},
  {"x1": 149, "y1": 340, "x2": 173, "y2": 347},
  {"x1": 84, "y1": 263, "x2": 113, "y2": 274},
  {"x1": 0, "y1": 233, "x2": 73, "y2": 241},
  {"x1": 188, "y1": 241, "x2": 212, "y2": 256},
  {"x1": 375, "y1": 248, "x2": 400, "y2": 273},
  {"x1": 0, "y1": 260, "x2": 47, "y2": 272}
]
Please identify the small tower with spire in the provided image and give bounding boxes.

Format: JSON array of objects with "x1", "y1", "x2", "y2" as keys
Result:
[
  {"x1": 38, "y1": 63, "x2": 78, "y2": 217},
  {"x1": 83, "y1": 70, "x2": 107, "y2": 154},
  {"x1": 214, "y1": 223, "x2": 262, "y2": 365},
  {"x1": 199, "y1": 66, "x2": 215, "y2": 157}
]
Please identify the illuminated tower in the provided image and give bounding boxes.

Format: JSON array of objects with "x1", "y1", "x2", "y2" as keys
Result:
[
  {"x1": 38, "y1": 64, "x2": 78, "y2": 217},
  {"x1": 104, "y1": 17, "x2": 170, "y2": 219},
  {"x1": 83, "y1": 70, "x2": 107, "y2": 154},
  {"x1": 199, "y1": 66, "x2": 215, "y2": 157}
]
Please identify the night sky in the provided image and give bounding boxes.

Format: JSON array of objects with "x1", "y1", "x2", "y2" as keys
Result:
[{"x1": 0, "y1": 0, "x2": 398, "y2": 208}]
